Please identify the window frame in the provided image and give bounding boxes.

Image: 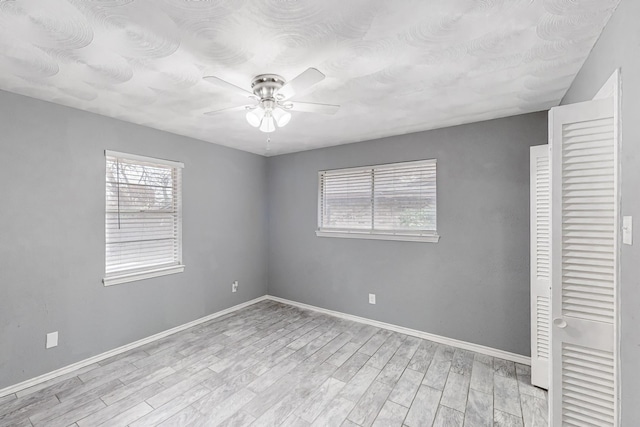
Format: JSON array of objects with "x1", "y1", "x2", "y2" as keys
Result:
[
  {"x1": 103, "y1": 150, "x2": 185, "y2": 286},
  {"x1": 316, "y1": 159, "x2": 439, "y2": 243}
]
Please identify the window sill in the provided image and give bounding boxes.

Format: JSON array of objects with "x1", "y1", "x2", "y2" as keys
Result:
[
  {"x1": 103, "y1": 264, "x2": 185, "y2": 287},
  {"x1": 315, "y1": 230, "x2": 440, "y2": 243}
]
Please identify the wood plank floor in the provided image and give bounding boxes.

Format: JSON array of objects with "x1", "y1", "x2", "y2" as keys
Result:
[{"x1": 0, "y1": 301, "x2": 548, "y2": 426}]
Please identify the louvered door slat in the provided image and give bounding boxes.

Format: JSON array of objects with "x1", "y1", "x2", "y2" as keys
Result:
[
  {"x1": 564, "y1": 279, "x2": 612, "y2": 290},
  {"x1": 565, "y1": 394, "x2": 615, "y2": 413},
  {"x1": 563, "y1": 170, "x2": 614, "y2": 180},
  {"x1": 564, "y1": 258, "x2": 614, "y2": 269},
  {"x1": 563, "y1": 289, "x2": 614, "y2": 299},
  {"x1": 563, "y1": 375, "x2": 615, "y2": 394},
  {"x1": 564, "y1": 183, "x2": 613, "y2": 192},
  {"x1": 563, "y1": 123, "x2": 613, "y2": 134},
  {"x1": 562, "y1": 344, "x2": 616, "y2": 425},
  {"x1": 551, "y1": 97, "x2": 617, "y2": 426},
  {"x1": 537, "y1": 296, "x2": 550, "y2": 359},
  {"x1": 561, "y1": 114, "x2": 615, "y2": 323}
]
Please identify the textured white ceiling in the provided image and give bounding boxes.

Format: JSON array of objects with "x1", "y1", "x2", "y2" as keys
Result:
[{"x1": 0, "y1": 0, "x2": 619, "y2": 156}]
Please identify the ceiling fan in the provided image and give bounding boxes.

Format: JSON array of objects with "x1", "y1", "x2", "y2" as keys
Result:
[{"x1": 202, "y1": 68, "x2": 339, "y2": 133}]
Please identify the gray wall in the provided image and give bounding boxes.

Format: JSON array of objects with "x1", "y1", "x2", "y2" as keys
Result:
[
  {"x1": 0, "y1": 91, "x2": 268, "y2": 389},
  {"x1": 562, "y1": 0, "x2": 639, "y2": 423},
  {"x1": 267, "y1": 112, "x2": 547, "y2": 356}
]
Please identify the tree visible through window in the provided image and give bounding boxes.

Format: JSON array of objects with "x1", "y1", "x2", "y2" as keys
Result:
[
  {"x1": 318, "y1": 159, "x2": 438, "y2": 242},
  {"x1": 104, "y1": 151, "x2": 184, "y2": 286}
]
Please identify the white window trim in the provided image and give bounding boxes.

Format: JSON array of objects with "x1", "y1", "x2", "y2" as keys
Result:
[
  {"x1": 317, "y1": 159, "x2": 439, "y2": 243},
  {"x1": 103, "y1": 150, "x2": 185, "y2": 287},
  {"x1": 104, "y1": 150, "x2": 184, "y2": 169},
  {"x1": 103, "y1": 264, "x2": 185, "y2": 287},
  {"x1": 315, "y1": 230, "x2": 439, "y2": 243}
]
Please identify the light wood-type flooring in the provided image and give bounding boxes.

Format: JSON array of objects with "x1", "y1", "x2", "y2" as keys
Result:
[{"x1": 0, "y1": 300, "x2": 548, "y2": 426}]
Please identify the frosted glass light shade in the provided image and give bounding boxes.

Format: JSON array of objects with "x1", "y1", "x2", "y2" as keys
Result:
[
  {"x1": 246, "y1": 108, "x2": 264, "y2": 127},
  {"x1": 272, "y1": 108, "x2": 291, "y2": 127},
  {"x1": 259, "y1": 115, "x2": 276, "y2": 133}
]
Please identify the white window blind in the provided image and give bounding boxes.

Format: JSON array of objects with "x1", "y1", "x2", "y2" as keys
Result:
[
  {"x1": 104, "y1": 151, "x2": 184, "y2": 286},
  {"x1": 317, "y1": 159, "x2": 439, "y2": 242}
]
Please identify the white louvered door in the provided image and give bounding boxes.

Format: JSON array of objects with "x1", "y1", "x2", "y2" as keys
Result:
[
  {"x1": 530, "y1": 145, "x2": 550, "y2": 389},
  {"x1": 550, "y1": 97, "x2": 618, "y2": 426}
]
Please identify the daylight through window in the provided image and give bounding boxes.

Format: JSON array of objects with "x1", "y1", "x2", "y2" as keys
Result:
[
  {"x1": 104, "y1": 151, "x2": 184, "y2": 286},
  {"x1": 317, "y1": 159, "x2": 438, "y2": 242}
]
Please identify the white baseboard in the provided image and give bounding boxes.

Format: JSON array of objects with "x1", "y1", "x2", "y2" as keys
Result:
[
  {"x1": 266, "y1": 295, "x2": 531, "y2": 366},
  {"x1": 0, "y1": 296, "x2": 268, "y2": 398},
  {"x1": 1, "y1": 293, "x2": 530, "y2": 398}
]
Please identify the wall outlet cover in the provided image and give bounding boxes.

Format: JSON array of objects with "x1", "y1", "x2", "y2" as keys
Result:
[
  {"x1": 369, "y1": 294, "x2": 376, "y2": 304},
  {"x1": 46, "y1": 331, "x2": 58, "y2": 349}
]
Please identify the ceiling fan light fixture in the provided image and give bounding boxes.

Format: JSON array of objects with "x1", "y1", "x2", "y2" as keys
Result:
[
  {"x1": 246, "y1": 107, "x2": 263, "y2": 127},
  {"x1": 202, "y1": 68, "x2": 338, "y2": 135},
  {"x1": 272, "y1": 107, "x2": 291, "y2": 128},
  {"x1": 259, "y1": 114, "x2": 276, "y2": 133}
]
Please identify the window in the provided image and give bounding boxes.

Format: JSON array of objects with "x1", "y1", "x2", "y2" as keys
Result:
[
  {"x1": 317, "y1": 159, "x2": 438, "y2": 242},
  {"x1": 104, "y1": 151, "x2": 184, "y2": 286}
]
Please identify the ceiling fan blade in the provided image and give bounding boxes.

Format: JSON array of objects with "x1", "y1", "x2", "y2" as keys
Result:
[
  {"x1": 203, "y1": 75, "x2": 254, "y2": 98},
  {"x1": 287, "y1": 101, "x2": 339, "y2": 115},
  {"x1": 278, "y1": 68, "x2": 325, "y2": 100},
  {"x1": 204, "y1": 105, "x2": 252, "y2": 115}
]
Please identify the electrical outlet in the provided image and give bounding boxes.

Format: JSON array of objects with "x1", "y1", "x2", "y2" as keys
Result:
[
  {"x1": 232, "y1": 280, "x2": 238, "y2": 293},
  {"x1": 46, "y1": 331, "x2": 58, "y2": 349},
  {"x1": 369, "y1": 294, "x2": 376, "y2": 304}
]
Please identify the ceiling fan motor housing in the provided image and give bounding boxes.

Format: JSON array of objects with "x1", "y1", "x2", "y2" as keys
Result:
[{"x1": 251, "y1": 74, "x2": 285, "y2": 101}]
